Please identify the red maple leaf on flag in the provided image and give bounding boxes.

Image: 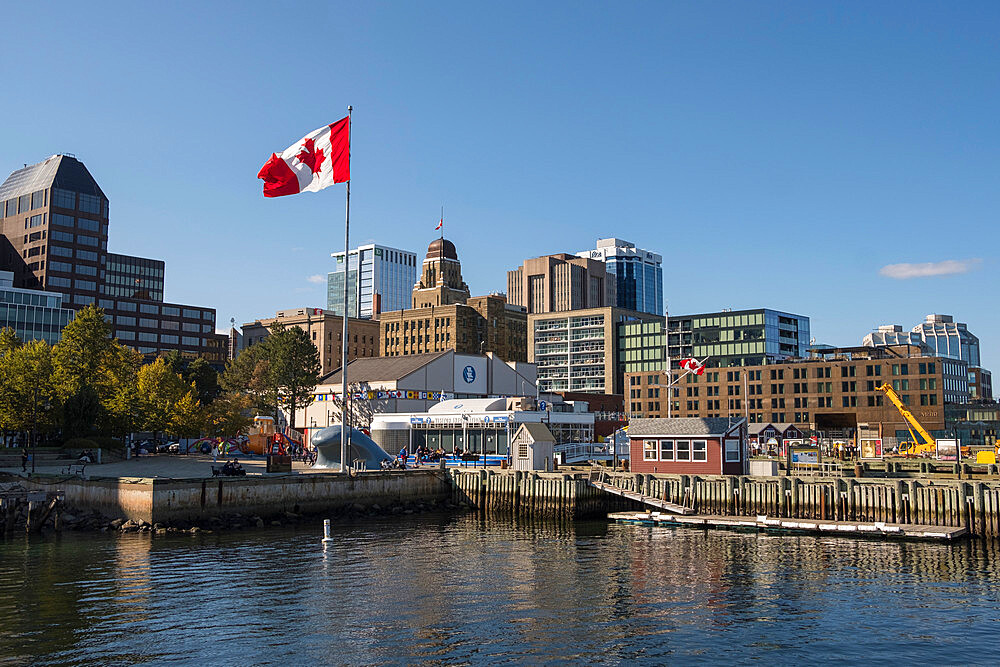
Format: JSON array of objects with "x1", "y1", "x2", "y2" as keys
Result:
[{"x1": 296, "y1": 138, "x2": 325, "y2": 175}]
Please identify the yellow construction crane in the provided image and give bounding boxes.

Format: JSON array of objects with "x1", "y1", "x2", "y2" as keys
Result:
[{"x1": 876, "y1": 383, "x2": 937, "y2": 457}]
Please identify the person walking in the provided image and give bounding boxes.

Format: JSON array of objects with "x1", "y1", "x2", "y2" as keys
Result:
[
  {"x1": 212, "y1": 442, "x2": 219, "y2": 463},
  {"x1": 21, "y1": 448, "x2": 28, "y2": 472}
]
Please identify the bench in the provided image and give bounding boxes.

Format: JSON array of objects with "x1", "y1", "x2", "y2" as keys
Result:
[{"x1": 63, "y1": 463, "x2": 86, "y2": 477}]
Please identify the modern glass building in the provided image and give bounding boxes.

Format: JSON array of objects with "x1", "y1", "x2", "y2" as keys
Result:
[
  {"x1": 863, "y1": 314, "x2": 981, "y2": 367},
  {"x1": 668, "y1": 308, "x2": 811, "y2": 368},
  {"x1": 328, "y1": 243, "x2": 417, "y2": 319},
  {"x1": 0, "y1": 270, "x2": 75, "y2": 344},
  {"x1": 576, "y1": 238, "x2": 663, "y2": 316},
  {"x1": 618, "y1": 320, "x2": 667, "y2": 374}
]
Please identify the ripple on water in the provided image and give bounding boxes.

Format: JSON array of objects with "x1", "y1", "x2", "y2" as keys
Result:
[{"x1": 2, "y1": 516, "x2": 1000, "y2": 664}]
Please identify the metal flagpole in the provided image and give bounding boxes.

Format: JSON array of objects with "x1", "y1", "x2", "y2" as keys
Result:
[{"x1": 341, "y1": 105, "x2": 353, "y2": 474}]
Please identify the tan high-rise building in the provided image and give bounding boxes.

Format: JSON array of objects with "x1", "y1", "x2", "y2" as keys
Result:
[
  {"x1": 412, "y1": 237, "x2": 470, "y2": 308},
  {"x1": 380, "y1": 238, "x2": 527, "y2": 363},
  {"x1": 241, "y1": 307, "x2": 381, "y2": 375},
  {"x1": 507, "y1": 253, "x2": 614, "y2": 314}
]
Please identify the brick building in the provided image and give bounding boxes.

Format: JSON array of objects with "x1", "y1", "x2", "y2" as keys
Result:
[
  {"x1": 625, "y1": 345, "x2": 969, "y2": 443},
  {"x1": 241, "y1": 307, "x2": 380, "y2": 375}
]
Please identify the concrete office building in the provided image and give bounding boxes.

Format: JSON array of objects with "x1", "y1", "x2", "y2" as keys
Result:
[
  {"x1": 669, "y1": 308, "x2": 810, "y2": 368},
  {"x1": 327, "y1": 243, "x2": 417, "y2": 319},
  {"x1": 0, "y1": 155, "x2": 224, "y2": 363},
  {"x1": 529, "y1": 306, "x2": 662, "y2": 395},
  {"x1": 576, "y1": 238, "x2": 663, "y2": 315},
  {"x1": 0, "y1": 270, "x2": 75, "y2": 344},
  {"x1": 241, "y1": 307, "x2": 381, "y2": 375},
  {"x1": 507, "y1": 253, "x2": 615, "y2": 314},
  {"x1": 380, "y1": 238, "x2": 528, "y2": 363}
]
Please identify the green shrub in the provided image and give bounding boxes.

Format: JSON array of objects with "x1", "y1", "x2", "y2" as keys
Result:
[{"x1": 90, "y1": 436, "x2": 124, "y2": 450}]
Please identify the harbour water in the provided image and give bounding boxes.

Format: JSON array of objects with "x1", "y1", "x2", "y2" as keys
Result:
[{"x1": 2, "y1": 514, "x2": 1000, "y2": 665}]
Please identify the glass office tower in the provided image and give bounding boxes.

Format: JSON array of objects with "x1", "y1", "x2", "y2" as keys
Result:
[
  {"x1": 576, "y1": 238, "x2": 663, "y2": 316},
  {"x1": 328, "y1": 243, "x2": 418, "y2": 318}
]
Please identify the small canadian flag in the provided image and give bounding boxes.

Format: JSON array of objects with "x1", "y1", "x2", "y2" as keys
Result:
[
  {"x1": 435, "y1": 217, "x2": 443, "y2": 231},
  {"x1": 680, "y1": 358, "x2": 706, "y2": 375}
]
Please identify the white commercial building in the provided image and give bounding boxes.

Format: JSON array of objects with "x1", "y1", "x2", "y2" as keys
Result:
[{"x1": 370, "y1": 396, "x2": 595, "y2": 459}]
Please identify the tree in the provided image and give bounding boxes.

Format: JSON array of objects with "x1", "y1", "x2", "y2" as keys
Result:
[
  {"x1": 52, "y1": 305, "x2": 116, "y2": 432},
  {"x1": 162, "y1": 350, "x2": 220, "y2": 404},
  {"x1": 267, "y1": 325, "x2": 321, "y2": 432},
  {"x1": 221, "y1": 343, "x2": 278, "y2": 417},
  {"x1": 0, "y1": 327, "x2": 24, "y2": 445},
  {"x1": 0, "y1": 327, "x2": 21, "y2": 357},
  {"x1": 100, "y1": 345, "x2": 144, "y2": 438},
  {"x1": 220, "y1": 324, "x2": 320, "y2": 431},
  {"x1": 170, "y1": 391, "x2": 206, "y2": 439},
  {"x1": 0, "y1": 340, "x2": 59, "y2": 438},
  {"x1": 52, "y1": 304, "x2": 115, "y2": 397},
  {"x1": 136, "y1": 358, "x2": 200, "y2": 437},
  {"x1": 206, "y1": 392, "x2": 254, "y2": 437}
]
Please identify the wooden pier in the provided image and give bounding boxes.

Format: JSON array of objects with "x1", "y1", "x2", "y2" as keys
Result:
[
  {"x1": 448, "y1": 468, "x2": 1000, "y2": 539},
  {"x1": 1, "y1": 485, "x2": 65, "y2": 533},
  {"x1": 607, "y1": 511, "x2": 968, "y2": 541}
]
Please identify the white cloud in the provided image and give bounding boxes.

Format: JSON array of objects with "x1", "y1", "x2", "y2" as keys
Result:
[
  {"x1": 306, "y1": 274, "x2": 326, "y2": 284},
  {"x1": 879, "y1": 258, "x2": 982, "y2": 280}
]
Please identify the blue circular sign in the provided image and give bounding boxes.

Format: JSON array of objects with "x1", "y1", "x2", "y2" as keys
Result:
[{"x1": 463, "y1": 365, "x2": 476, "y2": 383}]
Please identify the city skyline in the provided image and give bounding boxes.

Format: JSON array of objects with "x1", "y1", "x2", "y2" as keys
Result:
[{"x1": 2, "y1": 3, "x2": 998, "y2": 370}]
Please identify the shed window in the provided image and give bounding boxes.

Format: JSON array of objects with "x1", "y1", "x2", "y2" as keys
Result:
[
  {"x1": 675, "y1": 440, "x2": 691, "y2": 461},
  {"x1": 725, "y1": 438, "x2": 741, "y2": 462},
  {"x1": 518, "y1": 440, "x2": 528, "y2": 459},
  {"x1": 659, "y1": 439, "x2": 673, "y2": 461},
  {"x1": 643, "y1": 440, "x2": 657, "y2": 461},
  {"x1": 692, "y1": 440, "x2": 707, "y2": 462}
]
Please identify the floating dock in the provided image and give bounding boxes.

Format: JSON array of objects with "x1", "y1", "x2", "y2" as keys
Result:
[{"x1": 608, "y1": 510, "x2": 968, "y2": 541}]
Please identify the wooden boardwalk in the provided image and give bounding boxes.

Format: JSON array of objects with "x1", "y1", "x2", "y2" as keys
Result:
[
  {"x1": 608, "y1": 511, "x2": 968, "y2": 541},
  {"x1": 591, "y1": 479, "x2": 695, "y2": 515}
]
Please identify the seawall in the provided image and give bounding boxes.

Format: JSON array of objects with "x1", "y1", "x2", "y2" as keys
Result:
[{"x1": 10, "y1": 471, "x2": 451, "y2": 524}]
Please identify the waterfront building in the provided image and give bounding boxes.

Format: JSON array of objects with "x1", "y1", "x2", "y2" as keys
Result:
[
  {"x1": 625, "y1": 344, "x2": 970, "y2": 447},
  {"x1": 291, "y1": 350, "x2": 538, "y2": 444},
  {"x1": 628, "y1": 417, "x2": 748, "y2": 476},
  {"x1": 370, "y1": 396, "x2": 594, "y2": 459},
  {"x1": 0, "y1": 270, "x2": 74, "y2": 344},
  {"x1": 506, "y1": 253, "x2": 614, "y2": 314},
  {"x1": 241, "y1": 307, "x2": 380, "y2": 375},
  {"x1": 327, "y1": 242, "x2": 417, "y2": 319},
  {"x1": 0, "y1": 154, "x2": 224, "y2": 363},
  {"x1": 380, "y1": 238, "x2": 528, "y2": 363},
  {"x1": 529, "y1": 306, "x2": 663, "y2": 395},
  {"x1": 576, "y1": 238, "x2": 663, "y2": 316},
  {"x1": 668, "y1": 308, "x2": 810, "y2": 368}
]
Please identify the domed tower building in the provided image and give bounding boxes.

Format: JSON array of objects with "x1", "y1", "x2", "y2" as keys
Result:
[
  {"x1": 378, "y1": 236, "x2": 528, "y2": 363},
  {"x1": 412, "y1": 237, "x2": 470, "y2": 308}
]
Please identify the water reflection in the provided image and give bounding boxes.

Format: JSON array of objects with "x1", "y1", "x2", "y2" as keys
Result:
[{"x1": 2, "y1": 517, "x2": 1000, "y2": 664}]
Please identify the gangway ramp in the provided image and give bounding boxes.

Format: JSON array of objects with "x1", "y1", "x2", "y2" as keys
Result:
[{"x1": 588, "y1": 471, "x2": 695, "y2": 515}]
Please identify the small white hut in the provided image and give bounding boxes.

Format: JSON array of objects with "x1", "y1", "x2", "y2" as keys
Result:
[{"x1": 511, "y1": 423, "x2": 555, "y2": 471}]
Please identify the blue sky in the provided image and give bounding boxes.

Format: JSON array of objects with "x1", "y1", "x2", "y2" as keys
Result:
[{"x1": 2, "y1": 2, "x2": 998, "y2": 369}]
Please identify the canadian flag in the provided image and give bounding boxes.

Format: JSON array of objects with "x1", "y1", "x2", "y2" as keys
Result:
[
  {"x1": 435, "y1": 217, "x2": 443, "y2": 231},
  {"x1": 257, "y1": 117, "x2": 350, "y2": 197},
  {"x1": 680, "y1": 358, "x2": 706, "y2": 375}
]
